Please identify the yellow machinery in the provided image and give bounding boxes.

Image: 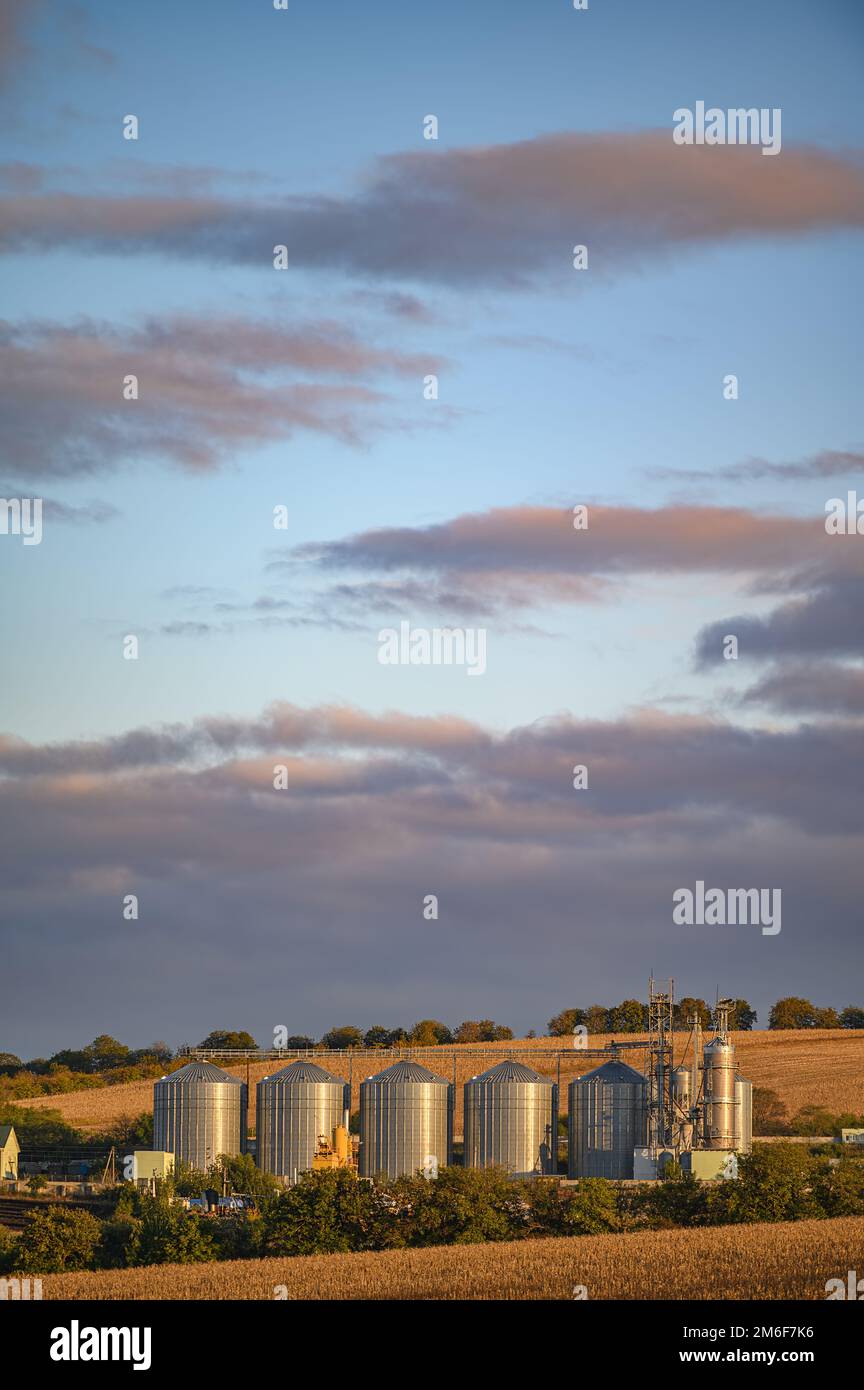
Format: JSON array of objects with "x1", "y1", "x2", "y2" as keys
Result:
[{"x1": 311, "y1": 1125, "x2": 356, "y2": 1173}]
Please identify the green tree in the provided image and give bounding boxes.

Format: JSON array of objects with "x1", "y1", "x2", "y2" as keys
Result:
[
  {"x1": 840, "y1": 1006, "x2": 864, "y2": 1029},
  {"x1": 0, "y1": 1053, "x2": 22, "y2": 1072},
  {"x1": 281, "y1": 1035, "x2": 315, "y2": 1050},
  {"x1": 674, "y1": 998, "x2": 712, "y2": 1030},
  {"x1": 125, "y1": 1193, "x2": 216, "y2": 1266},
  {"x1": 218, "y1": 1153, "x2": 281, "y2": 1208},
  {"x1": 49, "y1": 1048, "x2": 93, "y2": 1072},
  {"x1": 729, "y1": 999, "x2": 757, "y2": 1030},
  {"x1": 408, "y1": 1019, "x2": 453, "y2": 1046},
  {"x1": 319, "y1": 1026, "x2": 364, "y2": 1050},
  {"x1": 363, "y1": 1026, "x2": 393, "y2": 1048},
  {"x1": 608, "y1": 1000, "x2": 647, "y2": 1033},
  {"x1": 198, "y1": 1030, "x2": 257, "y2": 1050},
  {"x1": 170, "y1": 1160, "x2": 213, "y2": 1197},
  {"x1": 479, "y1": 1020, "x2": 513, "y2": 1041},
  {"x1": 85, "y1": 1035, "x2": 131, "y2": 1070},
  {"x1": 409, "y1": 1167, "x2": 524, "y2": 1246},
  {"x1": 262, "y1": 1170, "x2": 372, "y2": 1256},
  {"x1": 454, "y1": 1020, "x2": 513, "y2": 1043},
  {"x1": 585, "y1": 1005, "x2": 610, "y2": 1034},
  {"x1": 100, "y1": 1111, "x2": 153, "y2": 1149},
  {"x1": 547, "y1": 1008, "x2": 586, "y2": 1037},
  {"x1": 813, "y1": 1160, "x2": 864, "y2": 1217},
  {"x1": 0, "y1": 1103, "x2": 81, "y2": 1147},
  {"x1": 636, "y1": 1171, "x2": 710, "y2": 1229},
  {"x1": 26, "y1": 1174, "x2": 48, "y2": 1195},
  {"x1": 15, "y1": 1206, "x2": 102, "y2": 1273},
  {"x1": 0, "y1": 1226, "x2": 20, "y2": 1274},
  {"x1": 558, "y1": 1178, "x2": 623, "y2": 1234},
  {"x1": 813, "y1": 1007, "x2": 840, "y2": 1029},
  {"x1": 768, "y1": 998, "x2": 818, "y2": 1030},
  {"x1": 717, "y1": 1144, "x2": 820, "y2": 1224}
]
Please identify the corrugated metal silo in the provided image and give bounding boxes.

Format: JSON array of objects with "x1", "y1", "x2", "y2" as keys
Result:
[
  {"x1": 153, "y1": 1061, "x2": 247, "y2": 1169},
  {"x1": 568, "y1": 1060, "x2": 647, "y2": 1179},
  {"x1": 359, "y1": 1060, "x2": 453, "y2": 1179},
  {"x1": 702, "y1": 1038, "x2": 737, "y2": 1149},
  {"x1": 256, "y1": 1060, "x2": 350, "y2": 1180},
  {"x1": 464, "y1": 1060, "x2": 558, "y2": 1176},
  {"x1": 734, "y1": 1073, "x2": 753, "y2": 1153},
  {"x1": 671, "y1": 1063, "x2": 695, "y2": 1150}
]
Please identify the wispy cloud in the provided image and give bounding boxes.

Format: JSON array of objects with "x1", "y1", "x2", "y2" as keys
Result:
[
  {"x1": 0, "y1": 314, "x2": 449, "y2": 477},
  {"x1": 649, "y1": 448, "x2": 864, "y2": 486},
  {"x1": 3, "y1": 133, "x2": 863, "y2": 283}
]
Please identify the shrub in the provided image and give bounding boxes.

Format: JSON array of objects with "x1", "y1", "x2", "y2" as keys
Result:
[
  {"x1": 712, "y1": 1144, "x2": 820, "y2": 1225},
  {"x1": 812, "y1": 1160, "x2": 864, "y2": 1217},
  {"x1": 15, "y1": 1206, "x2": 102, "y2": 1273},
  {"x1": 557, "y1": 1179, "x2": 623, "y2": 1235},
  {"x1": 262, "y1": 1169, "x2": 373, "y2": 1256},
  {"x1": 408, "y1": 1167, "x2": 526, "y2": 1247},
  {"x1": 124, "y1": 1194, "x2": 216, "y2": 1266}
]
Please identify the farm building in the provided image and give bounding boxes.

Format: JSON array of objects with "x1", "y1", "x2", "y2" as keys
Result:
[{"x1": 0, "y1": 1124, "x2": 20, "y2": 1181}]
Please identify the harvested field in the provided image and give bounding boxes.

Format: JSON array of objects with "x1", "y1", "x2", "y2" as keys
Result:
[
  {"x1": 41, "y1": 1216, "x2": 864, "y2": 1301},
  {"x1": 18, "y1": 1031, "x2": 864, "y2": 1136}
]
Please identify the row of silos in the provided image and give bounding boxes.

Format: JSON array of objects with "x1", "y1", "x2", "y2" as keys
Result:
[
  {"x1": 154, "y1": 1051, "x2": 752, "y2": 1181},
  {"x1": 153, "y1": 1057, "x2": 557, "y2": 1179}
]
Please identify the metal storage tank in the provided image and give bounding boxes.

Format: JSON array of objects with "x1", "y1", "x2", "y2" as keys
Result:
[
  {"x1": 359, "y1": 1060, "x2": 453, "y2": 1179},
  {"x1": 670, "y1": 1063, "x2": 695, "y2": 1150},
  {"x1": 464, "y1": 1060, "x2": 558, "y2": 1177},
  {"x1": 256, "y1": 1061, "x2": 350, "y2": 1181},
  {"x1": 153, "y1": 1061, "x2": 247, "y2": 1169},
  {"x1": 734, "y1": 1073, "x2": 753, "y2": 1154},
  {"x1": 568, "y1": 1060, "x2": 647, "y2": 1179},
  {"x1": 702, "y1": 1038, "x2": 737, "y2": 1149}
]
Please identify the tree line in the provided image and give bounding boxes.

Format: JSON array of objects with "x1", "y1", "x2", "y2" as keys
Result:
[
  {"x1": 547, "y1": 997, "x2": 864, "y2": 1035},
  {"x1": 3, "y1": 995, "x2": 862, "y2": 1085}
]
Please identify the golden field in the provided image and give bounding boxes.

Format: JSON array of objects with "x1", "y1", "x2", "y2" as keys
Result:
[
  {"x1": 17, "y1": 1030, "x2": 864, "y2": 1136},
  {"x1": 41, "y1": 1216, "x2": 864, "y2": 1301}
]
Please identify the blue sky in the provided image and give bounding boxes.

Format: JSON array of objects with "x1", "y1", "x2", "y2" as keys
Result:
[{"x1": 1, "y1": 0, "x2": 862, "y2": 1055}]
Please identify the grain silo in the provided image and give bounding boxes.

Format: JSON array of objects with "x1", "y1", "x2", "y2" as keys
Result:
[
  {"x1": 359, "y1": 1060, "x2": 453, "y2": 1179},
  {"x1": 734, "y1": 1073, "x2": 753, "y2": 1153},
  {"x1": 568, "y1": 1060, "x2": 647, "y2": 1179},
  {"x1": 702, "y1": 1037, "x2": 737, "y2": 1149},
  {"x1": 256, "y1": 1060, "x2": 350, "y2": 1181},
  {"x1": 153, "y1": 1061, "x2": 247, "y2": 1170},
  {"x1": 670, "y1": 1063, "x2": 695, "y2": 1150},
  {"x1": 464, "y1": 1060, "x2": 558, "y2": 1176}
]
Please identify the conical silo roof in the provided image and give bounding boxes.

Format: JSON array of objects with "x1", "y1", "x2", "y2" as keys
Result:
[
  {"x1": 264, "y1": 1060, "x2": 346, "y2": 1084},
  {"x1": 468, "y1": 1059, "x2": 553, "y2": 1084},
  {"x1": 160, "y1": 1061, "x2": 243, "y2": 1085},
  {"x1": 574, "y1": 1060, "x2": 646, "y2": 1085},
  {"x1": 364, "y1": 1060, "x2": 449, "y2": 1085}
]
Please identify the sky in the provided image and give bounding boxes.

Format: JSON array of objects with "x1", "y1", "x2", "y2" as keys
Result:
[{"x1": 0, "y1": 0, "x2": 862, "y2": 1059}]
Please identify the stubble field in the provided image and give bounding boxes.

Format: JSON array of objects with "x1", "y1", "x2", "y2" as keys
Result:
[{"x1": 41, "y1": 1215, "x2": 864, "y2": 1300}]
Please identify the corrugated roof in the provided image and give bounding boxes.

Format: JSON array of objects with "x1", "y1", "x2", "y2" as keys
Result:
[
  {"x1": 467, "y1": 1059, "x2": 554, "y2": 1085},
  {"x1": 364, "y1": 1060, "x2": 450, "y2": 1085},
  {"x1": 158, "y1": 1061, "x2": 244, "y2": 1085},
  {"x1": 263, "y1": 1060, "x2": 346, "y2": 1085},
  {"x1": 572, "y1": 1060, "x2": 647, "y2": 1085}
]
